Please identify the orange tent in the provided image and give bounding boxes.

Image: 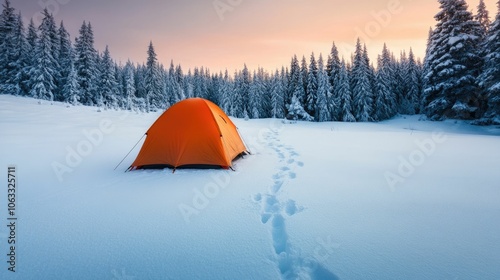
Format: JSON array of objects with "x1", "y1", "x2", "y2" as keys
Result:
[{"x1": 129, "y1": 98, "x2": 248, "y2": 170}]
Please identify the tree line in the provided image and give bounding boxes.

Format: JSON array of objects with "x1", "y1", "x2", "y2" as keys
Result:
[{"x1": 0, "y1": 0, "x2": 499, "y2": 123}]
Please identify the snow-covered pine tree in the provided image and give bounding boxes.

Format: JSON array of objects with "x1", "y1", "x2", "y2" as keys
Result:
[
  {"x1": 315, "y1": 54, "x2": 330, "y2": 122},
  {"x1": 10, "y1": 13, "x2": 29, "y2": 96},
  {"x1": 306, "y1": 52, "x2": 318, "y2": 118},
  {"x1": 240, "y1": 64, "x2": 251, "y2": 117},
  {"x1": 206, "y1": 73, "x2": 218, "y2": 105},
  {"x1": 476, "y1": 0, "x2": 491, "y2": 36},
  {"x1": 337, "y1": 59, "x2": 356, "y2": 122},
  {"x1": 160, "y1": 65, "x2": 171, "y2": 109},
  {"x1": 0, "y1": 0, "x2": 17, "y2": 93},
  {"x1": 421, "y1": 28, "x2": 434, "y2": 114},
  {"x1": 62, "y1": 62, "x2": 79, "y2": 105},
  {"x1": 262, "y1": 68, "x2": 272, "y2": 118},
  {"x1": 29, "y1": 9, "x2": 61, "y2": 102},
  {"x1": 232, "y1": 69, "x2": 244, "y2": 117},
  {"x1": 114, "y1": 63, "x2": 125, "y2": 108},
  {"x1": 123, "y1": 60, "x2": 138, "y2": 111},
  {"x1": 287, "y1": 94, "x2": 313, "y2": 122},
  {"x1": 174, "y1": 64, "x2": 186, "y2": 101},
  {"x1": 326, "y1": 42, "x2": 341, "y2": 89},
  {"x1": 249, "y1": 70, "x2": 262, "y2": 119},
  {"x1": 479, "y1": 0, "x2": 500, "y2": 123},
  {"x1": 74, "y1": 21, "x2": 99, "y2": 106},
  {"x1": 406, "y1": 48, "x2": 421, "y2": 114},
  {"x1": 351, "y1": 39, "x2": 373, "y2": 122},
  {"x1": 164, "y1": 60, "x2": 177, "y2": 105},
  {"x1": 38, "y1": 9, "x2": 61, "y2": 100},
  {"x1": 270, "y1": 69, "x2": 285, "y2": 118},
  {"x1": 475, "y1": 0, "x2": 491, "y2": 67},
  {"x1": 423, "y1": 0, "x2": 484, "y2": 120},
  {"x1": 135, "y1": 64, "x2": 147, "y2": 99},
  {"x1": 16, "y1": 18, "x2": 37, "y2": 97},
  {"x1": 395, "y1": 50, "x2": 410, "y2": 114},
  {"x1": 300, "y1": 56, "x2": 308, "y2": 104},
  {"x1": 327, "y1": 42, "x2": 342, "y2": 120},
  {"x1": 192, "y1": 67, "x2": 202, "y2": 98},
  {"x1": 57, "y1": 21, "x2": 73, "y2": 102},
  {"x1": 287, "y1": 55, "x2": 301, "y2": 109},
  {"x1": 145, "y1": 41, "x2": 165, "y2": 111},
  {"x1": 373, "y1": 44, "x2": 397, "y2": 121},
  {"x1": 98, "y1": 46, "x2": 119, "y2": 109},
  {"x1": 218, "y1": 69, "x2": 231, "y2": 114},
  {"x1": 287, "y1": 68, "x2": 312, "y2": 121}
]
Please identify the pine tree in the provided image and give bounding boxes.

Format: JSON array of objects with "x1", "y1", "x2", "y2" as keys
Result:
[
  {"x1": 174, "y1": 64, "x2": 186, "y2": 101},
  {"x1": 11, "y1": 13, "x2": 29, "y2": 96},
  {"x1": 114, "y1": 63, "x2": 125, "y2": 108},
  {"x1": 17, "y1": 18, "x2": 37, "y2": 96},
  {"x1": 398, "y1": 50, "x2": 414, "y2": 114},
  {"x1": 57, "y1": 21, "x2": 73, "y2": 101},
  {"x1": 0, "y1": 0, "x2": 17, "y2": 93},
  {"x1": 287, "y1": 55, "x2": 301, "y2": 110},
  {"x1": 327, "y1": 42, "x2": 342, "y2": 120},
  {"x1": 29, "y1": 9, "x2": 60, "y2": 101},
  {"x1": 98, "y1": 46, "x2": 119, "y2": 109},
  {"x1": 316, "y1": 54, "x2": 330, "y2": 122},
  {"x1": 373, "y1": 44, "x2": 397, "y2": 121},
  {"x1": 135, "y1": 64, "x2": 147, "y2": 99},
  {"x1": 123, "y1": 60, "x2": 138, "y2": 111},
  {"x1": 62, "y1": 62, "x2": 80, "y2": 105},
  {"x1": 145, "y1": 41, "x2": 165, "y2": 111},
  {"x1": 239, "y1": 64, "x2": 251, "y2": 117},
  {"x1": 479, "y1": 0, "x2": 500, "y2": 123},
  {"x1": 326, "y1": 42, "x2": 341, "y2": 89},
  {"x1": 423, "y1": 0, "x2": 484, "y2": 120},
  {"x1": 306, "y1": 52, "x2": 318, "y2": 118},
  {"x1": 351, "y1": 39, "x2": 373, "y2": 122},
  {"x1": 74, "y1": 21, "x2": 99, "y2": 105},
  {"x1": 232, "y1": 70, "x2": 244, "y2": 117},
  {"x1": 248, "y1": 70, "x2": 261, "y2": 119},
  {"x1": 270, "y1": 69, "x2": 285, "y2": 118},
  {"x1": 219, "y1": 69, "x2": 232, "y2": 114},
  {"x1": 406, "y1": 48, "x2": 421, "y2": 114},
  {"x1": 476, "y1": 0, "x2": 491, "y2": 35},
  {"x1": 300, "y1": 56, "x2": 308, "y2": 105},
  {"x1": 164, "y1": 60, "x2": 177, "y2": 105},
  {"x1": 337, "y1": 59, "x2": 356, "y2": 122},
  {"x1": 422, "y1": 28, "x2": 434, "y2": 114},
  {"x1": 287, "y1": 94, "x2": 313, "y2": 122}
]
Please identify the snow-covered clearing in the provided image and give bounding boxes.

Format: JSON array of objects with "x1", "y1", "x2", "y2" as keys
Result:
[{"x1": 1, "y1": 95, "x2": 500, "y2": 279}]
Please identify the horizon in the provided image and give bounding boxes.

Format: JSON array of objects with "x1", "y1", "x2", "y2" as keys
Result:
[{"x1": 10, "y1": 0, "x2": 498, "y2": 72}]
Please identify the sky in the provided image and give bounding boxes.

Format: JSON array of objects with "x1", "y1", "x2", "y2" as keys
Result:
[{"x1": 10, "y1": 0, "x2": 499, "y2": 72}]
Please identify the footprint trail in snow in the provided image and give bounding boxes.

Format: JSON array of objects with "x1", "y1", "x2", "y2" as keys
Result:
[{"x1": 253, "y1": 127, "x2": 338, "y2": 279}]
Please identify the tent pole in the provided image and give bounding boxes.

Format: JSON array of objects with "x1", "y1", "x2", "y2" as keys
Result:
[{"x1": 114, "y1": 134, "x2": 146, "y2": 171}]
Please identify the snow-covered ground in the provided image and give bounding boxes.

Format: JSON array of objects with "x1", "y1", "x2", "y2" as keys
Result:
[{"x1": 1, "y1": 95, "x2": 500, "y2": 280}]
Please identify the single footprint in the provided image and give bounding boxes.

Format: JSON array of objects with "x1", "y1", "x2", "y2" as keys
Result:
[
  {"x1": 296, "y1": 161, "x2": 304, "y2": 167},
  {"x1": 285, "y1": 200, "x2": 299, "y2": 216},
  {"x1": 289, "y1": 172, "x2": 297, "y2": 179},
  {"x1": 281, "y1": 166, "x2": 290, "y2": 172}
]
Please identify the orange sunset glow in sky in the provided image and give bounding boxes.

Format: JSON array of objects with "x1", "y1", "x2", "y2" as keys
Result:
[{"x1": 13, "y1": 0, "x2": 499, "y2": 72}]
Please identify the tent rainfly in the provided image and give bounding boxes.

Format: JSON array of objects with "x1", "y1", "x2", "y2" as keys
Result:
[{"x1": 128, "y1": 98, "x2": 249, "y2": 171}]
